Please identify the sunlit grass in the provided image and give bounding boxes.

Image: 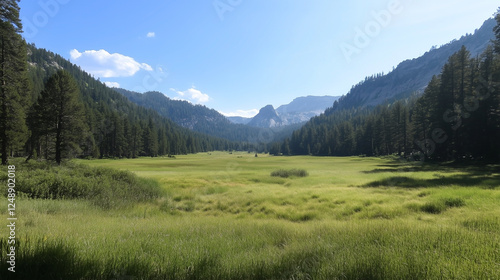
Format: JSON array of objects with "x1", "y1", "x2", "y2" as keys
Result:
[{"x1": 1, "y1": 152, "x2": 499, "y2": 279}]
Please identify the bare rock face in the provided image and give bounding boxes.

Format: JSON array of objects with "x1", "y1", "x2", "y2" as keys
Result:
[{"x1": 247, "y1": 105, "x2": 283, "y2": 128}]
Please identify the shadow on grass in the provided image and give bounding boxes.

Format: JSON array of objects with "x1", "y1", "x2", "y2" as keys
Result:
[
  {"x1": 0, "y1": 239, "x2": 93, "y2": 280},
  {"x1": 365, "y1": 160, "x2": 500, "y2": 174},
  {"x1": 0, "y1": 238, "x2": 324, "y2": 280},
  {"x1": 362, "y1": 174, "x2": 500, "y2": 189},
  {"x1": 0, "y1": 238, "x2": 150, "y2": 280},
  {"x1": 361, "y1": 160, "x2": 500, "y2": 189}
]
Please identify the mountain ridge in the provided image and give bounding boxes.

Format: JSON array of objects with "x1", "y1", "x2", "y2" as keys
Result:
[
  {"x1": 247, "y1": 105, "x2": 283, "y2": 128},
  {"x1": 329, "y1": 18, "x2": 496, "y2": 113},
  {"x1": 116, "y1": 88, "x2": 341, "y2": 140},
  {"x1": 228, "y1": 95, "x2": 341, "y2": 128}
]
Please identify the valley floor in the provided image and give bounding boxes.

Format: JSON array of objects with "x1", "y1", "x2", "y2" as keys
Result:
[{"x1": 1, "y1": 153, "x2": 499, "y2": 279}]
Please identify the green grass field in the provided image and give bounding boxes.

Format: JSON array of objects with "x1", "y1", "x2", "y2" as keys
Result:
[{"x1": 1, "y1": 152, "x2": 499, "y2": 279}]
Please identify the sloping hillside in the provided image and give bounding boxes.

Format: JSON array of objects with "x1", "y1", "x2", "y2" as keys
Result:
[
  {"x1": 331, "y1": 18, "x2": 496, "y2": 112},
  {"x1": 26, "y1": 45, "x2": 235, "y2": 157}
]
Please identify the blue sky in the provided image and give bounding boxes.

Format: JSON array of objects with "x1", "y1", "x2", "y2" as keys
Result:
[{"x1": 19, "y1": 0, "x2": 499, "y2": 117}]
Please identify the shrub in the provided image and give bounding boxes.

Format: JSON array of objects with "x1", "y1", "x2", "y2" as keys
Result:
[
  {"x1": 419, "y1": 197, "x2": 466, "y2": 214},
  {"x1": 420, "y1": 201, "x2": 446, "y2": 214},
  {"x1": 1, "y1": 160, "x2": 162, "y2": 209},
  {"x1": 270, "y1": 169, "x2": 309, "y2": 178},
  {"x1": 443, "y1": 197, "x2": 466, "y2": 208}
]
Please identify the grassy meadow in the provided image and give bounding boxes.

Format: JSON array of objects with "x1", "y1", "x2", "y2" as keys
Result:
[{"x1": 1, "y1": 152, "x2": 499, "y2": 279}]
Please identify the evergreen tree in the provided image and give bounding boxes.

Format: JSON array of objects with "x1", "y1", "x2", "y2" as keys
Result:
[
  {"x1": 494, "y1": 8, "x2": 500, "y2": 54},
  {"x1": 0, "y1": 0, "x2": 28, "y2": 165},
  {"x1": 130, "y1": 122, "x2": 143, "y2": 158},
  {"x1": 143, "y1": 117, "x2": 158, "y2": 157},
  {"x1": 33, "y1": 70, "x2": 88, "y2": 164}
]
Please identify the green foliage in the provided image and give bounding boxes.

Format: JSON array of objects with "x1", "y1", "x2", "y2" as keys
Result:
[
  {"x1": 116, "y1": 88, "x2": 265, "y2": 143},
  {"x1": 420, "y1": 197, "x2": 466, "y2": 214},
  {"x1": 270, "y1": 168, "x2": 309, "y2": 178},
  {"x1": 442, "y1": 197, "x2": 466, "y2": 208},
  {"x1": 1, "y1": 159, "x2": 162, "y2": 209},
  {"x1": 420, "y1": 201, "x2": 447, "y2": 214},
  {"x1": 330, "y1": 18, "x2": 496, "y2": 113},
  {"x1": 494, "y1": 9, "x2": 500, "y2": 54},
  {"x1": 29, "y1": 70, "x2": 89, "y2": 164},
  {"x1": 0, "y1": 0, "x2": 29, "y2": 165},
  {"x1": 287, "y1": 29, "x2": 500, "y2": 162},
  {"x1": 0, "y1": 155, "x2": 499, "y2": 279},
  {"x1": 24, "y1": 45, "x2": 238, "y2": 160}
]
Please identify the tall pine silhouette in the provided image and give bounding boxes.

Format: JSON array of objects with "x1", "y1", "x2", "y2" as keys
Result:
[
  {"x1": 31, "y1": 70, "x2": 89, "y2": 164},
  {"x1": 0, "y1": 0, "x2": 28, "y2": 165}
]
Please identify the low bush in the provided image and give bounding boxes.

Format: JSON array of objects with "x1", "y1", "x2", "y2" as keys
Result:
[
  {"x1": 420, "y1": 201, "x2": 446, "y2": 214},
  {"x1": 443, "y1": 197, "x2": 466, "y2": 208},
  {"x1": 420, "y1": 197, "x2": 466, "y2": 214},
  {"x1": 270, "y1": 169, "x2": 309, "y2": 178},
  {"x1": 1, "y1": 159, "x2": 162, "y2": 209}
]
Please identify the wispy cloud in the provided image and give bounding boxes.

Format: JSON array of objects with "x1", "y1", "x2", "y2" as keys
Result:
[
  {"x1": 220, "y1": 109, "x2": 259, "y2": 118},
  {"x1": 104, "y1": 81, "x2": 120, "y2": 88},
  {"x1": 170, "y1": 87, "x2": 210, "y2": 104},
  {"x1": 146, "y1": 32, "x2": 155, "y2": 38},
  {"x1": 70, "y1": 49, "x2": 152, "y2": 78}
]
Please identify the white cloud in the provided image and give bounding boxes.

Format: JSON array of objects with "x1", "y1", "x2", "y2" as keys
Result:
[
  {"x1": 69, "y1": 49, "x2": 153, "y2": 78},
  {"x1": 104, "y1": 81, "x2": 120, "y2": 88},
  {"x1": 220, "y1": 109, "x2": 259, "y2": 118},
  {"x1": 147, "y1": 32, "x2": 155, "y2": 38},
  {"x1": 170, "y1": 87, "x2": 210, "y2": 104}
]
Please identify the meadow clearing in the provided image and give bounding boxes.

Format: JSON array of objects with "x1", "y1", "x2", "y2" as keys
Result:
[{"x1": 1, "y1": 152, "x2": 499, "y2": 279}]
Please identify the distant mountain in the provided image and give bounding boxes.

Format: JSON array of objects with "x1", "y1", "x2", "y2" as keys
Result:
[
  {"x1": 247, "y1": 105, "x2": 283, "y2": 128},
  {"x1": 331, "y1": 18, "x2": 496, "y2": 112},
  {"x1": 115, "y1": 89, "x2": 265, "y2": 143},
  {"x1": 229, "y1": 95, "x2": 340, "y2": 128},
  {"x1": 276, "y1": 95, "x2": 340, "y2": 124},
  {"x1": 227, "y1": 116, "x2": 251, "y2": 125},
  {"x1": 115, "y1": 89, "x2": 301, "y2": 143}
]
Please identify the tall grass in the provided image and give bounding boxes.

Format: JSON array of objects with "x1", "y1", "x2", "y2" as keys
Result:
[
  {"x1": 0, "y1": 153, "x2": 498, "y2": 279},
  {"x1": 0, "y1": 159, "x2": 162, "y2": 209},
  {"x1": 1, "y1": 218, "x2": 498, "y2": 279},
  {"x1": 270, "y1": 168, "x2": 309, "y2": 178}
]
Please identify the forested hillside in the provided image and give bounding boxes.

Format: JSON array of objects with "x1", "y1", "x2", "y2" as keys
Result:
[
  {"x1": 1, "y1": 6, "x2": 242, "y2": 166},
  {"x1": 115, "y1": 88, "x2": 266, "y2": 143},
  {"x1": 116, "y1": 88, "x2": 304, "y2": 145},
  {"x1": 332, "y1": 18, "x2": 496, "y2": 111},
  {"x1": 276, "y1": 13, "x2": 500, "y2": 162},
  {"x1": 25, "y1": 46, "x2": 243, "y2": 160}
]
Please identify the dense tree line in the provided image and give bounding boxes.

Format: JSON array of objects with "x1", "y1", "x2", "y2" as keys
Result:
[
  {"x1": 116, "y1": 89, "x2": 303, "y2": 145},
  {"x1": 332, "y1": 17, "x2": 497, "y2": 112},
  {"x1": 24, "y1": 46, "x2": 244, "y2": 162},
  {"x1": 0, "y1": 0, "x2": 29, "y2": 165},
  {"x1": 0, "y1": 1, "x2": 243, "y2": 164},
  {"x1": 116, "y1": 89, "x2": 266, "y2": 143},
  {"x1": 275, "y1": 12, "x2": 500, "y2": 162}
]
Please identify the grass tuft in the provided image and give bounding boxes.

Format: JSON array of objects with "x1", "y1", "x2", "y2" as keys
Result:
[{"x1": 270, "y1": 169, "x2": 309, "y2": 178}]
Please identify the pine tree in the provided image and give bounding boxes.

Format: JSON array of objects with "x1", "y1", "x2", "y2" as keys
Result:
[
  {"x1": 33, "y1": 70, "x2": 88, "y2": 164},
  {"x1": 494, "y1": 8, "x2": 500, "y2": 54},
  {"x1": 0, "y1": 0, "x2": 28, "y2": 165},
  {"x1": 130, "y1": 122, "x2": 143, "y2": 158},
  {"x1": 143, "y1": 118, "x2": 158, "y2": 157},
  {"x1": 432, "y1": 48, "x2": 473, "y2": 160}
]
